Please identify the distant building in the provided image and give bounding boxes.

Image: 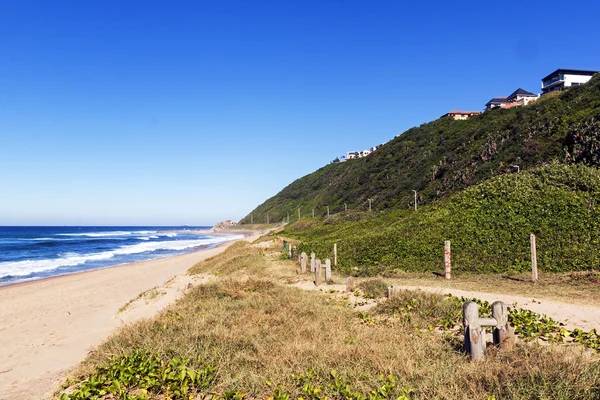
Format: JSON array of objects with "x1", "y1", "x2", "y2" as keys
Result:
[
  {"x1": 485, "y1": 97, "x2": 510, "y2": 110},
  {"x1": 507, "y1": 88, "x2": 539, "y2": 106},
  {"x1": 541, "y1": 69, "x2": 598, "y2": 94},
  {"x1": 441, "y1": 110, "x2": 481, "y2": 120},
  {"x1": 347, "y1": 151, "x2": 360, "y2": 160}
]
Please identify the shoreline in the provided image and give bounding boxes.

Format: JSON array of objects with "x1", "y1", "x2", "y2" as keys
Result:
[
  {"x1": 0, "y1": 230, "x2": 260, "y2": 400},
  {"x1": 0, "y1": 229, "x2": 250, "y2": 290}
]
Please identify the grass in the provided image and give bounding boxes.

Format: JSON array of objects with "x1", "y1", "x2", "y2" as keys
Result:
[
  {"x1": 381, "y1": 271, "x2": 600, "y2": 306},
  {"x1": 118, "y1": 286, "x2": 164, "y2": 313},
  {"x1": 59, "y1": 238, "x2": 600, "y2": 399}
]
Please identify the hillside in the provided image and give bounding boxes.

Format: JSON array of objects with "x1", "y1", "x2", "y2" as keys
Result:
[
  {"x1": 282, "y1": 164, "x2": 600, "y2": 274},
  {"x1": 242, "y1": 74, "x2": 600, "y2": 223}
]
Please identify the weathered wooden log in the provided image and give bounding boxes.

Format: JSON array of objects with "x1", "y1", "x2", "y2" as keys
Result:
[
  {"x1": 333, "y1": 243, "x2": 337, "y2": 267},
  {"x1": 388, "y1": 286, "x2": 401, "y2": 299},
  {"x1": 530, "y1": 234, "x2": 538, "y2": 282},
  {"x1": 325, "y1": 258, "x2": 331, "y2": 282},
  {"x1": 492, "y1": 301, "x2": 515, "y2": 350},
  {"x1": 346, "y1": 277, "x2": 355, "y2": 292},
  {"x1": 444, "y1": 240, "x2": 451, "y2": 280},
  {"x1": 300, "y1": 252, "x2": 307, "y2": 274},
  {"x1": 315, "y1": 259, "x2": 323, "y2": 286},
  {"x1": 463, "y1": 301, "x2": 485, "y2": 361},
  {"x1": 310, "y1": 252, "x2": 316, "y2": 273}
]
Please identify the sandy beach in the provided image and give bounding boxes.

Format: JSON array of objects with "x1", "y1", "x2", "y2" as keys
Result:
[{"x1": 0, "y1": 232, "x2": 259, "y2": 400}]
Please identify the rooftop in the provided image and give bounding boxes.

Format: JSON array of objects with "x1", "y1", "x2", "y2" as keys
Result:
[{"x1": 507, "y1": 88, "x2": 536, "y2": 99}]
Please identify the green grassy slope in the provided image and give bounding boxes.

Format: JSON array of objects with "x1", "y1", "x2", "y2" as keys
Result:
[
  {"x1": 283, "y1": 164, "x2": 600, "y2": 274},
  {"x1": 242, "y1": 74, "x2": 600, "y2": 223}
]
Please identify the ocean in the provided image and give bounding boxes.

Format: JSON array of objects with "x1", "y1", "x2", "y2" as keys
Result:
[{"x1": 0, "y1": 226, "x2": 241, "y2": 286}]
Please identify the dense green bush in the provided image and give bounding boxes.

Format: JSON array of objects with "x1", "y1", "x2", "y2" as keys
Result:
[{"x1": 285, "y1": 164, "x2": 600, "y2": 274}]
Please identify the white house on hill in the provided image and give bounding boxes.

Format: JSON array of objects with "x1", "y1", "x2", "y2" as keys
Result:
[{"x1": 541, "y1": 69, "x2": 598, "y2": 94}]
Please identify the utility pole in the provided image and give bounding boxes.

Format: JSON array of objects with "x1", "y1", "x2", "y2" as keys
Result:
[
  {"x1": 368, "y1": 199, "x2": 372, "y2": 211},
  {"x1": 412, "y1": 190, "x2": 418, "y2": 212},
  {"x1": 326, "y1": 206, "x2": 329, "y2": 217}
]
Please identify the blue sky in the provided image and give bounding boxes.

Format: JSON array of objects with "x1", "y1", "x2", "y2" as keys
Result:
[{"x1": 1, "y1": 0, "x2": 599, "y2": 225}]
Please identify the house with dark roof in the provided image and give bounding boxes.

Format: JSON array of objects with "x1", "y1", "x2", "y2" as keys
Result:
[
  {"x1": 507, "y1": 88, "x2": 539, "y2": 106},
  {"x1": 541, "y1": 69, "x2": 598, "y2": 94},
  {"x1": 485, "y1": 97, "x2": 510, "y2": 110},
  {"x1": 441, "y1": 110, "x2": 481, "y2": 120}
]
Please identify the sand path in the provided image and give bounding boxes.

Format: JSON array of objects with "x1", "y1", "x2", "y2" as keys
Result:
[
  {"x1": 291, "y1": 281, "x2": 600, "y2": 332},
  {"x1": 0, "y1": 232, "x2": 260, "y2": 400}
]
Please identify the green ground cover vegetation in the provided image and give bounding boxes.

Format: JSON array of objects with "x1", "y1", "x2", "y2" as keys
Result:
[{"x1": 283, "y1": 164, "x2": 600, "y2": 274}]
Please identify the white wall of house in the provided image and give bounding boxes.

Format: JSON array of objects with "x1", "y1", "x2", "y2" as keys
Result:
[{"x1": 565, "y1": 74, "x2": 594, "y2": 87}]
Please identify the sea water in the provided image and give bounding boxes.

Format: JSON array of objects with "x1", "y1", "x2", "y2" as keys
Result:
[{"x1": 0, "y1": 226, "x2": 241, "y2": 286}]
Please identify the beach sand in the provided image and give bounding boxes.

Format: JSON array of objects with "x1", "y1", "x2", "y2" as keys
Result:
[{"x1": 0, "y1": 232, "x2": 260, "y2": 400}]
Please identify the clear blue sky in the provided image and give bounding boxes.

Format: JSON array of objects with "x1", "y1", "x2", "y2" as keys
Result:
[{"x1": 1, "y1": 0, "x2": 599, "y2": 225}]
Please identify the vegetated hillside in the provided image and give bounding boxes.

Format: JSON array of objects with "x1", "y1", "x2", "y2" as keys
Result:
[
  {"x1": 283, "y1": 164, "x2": 600, "y2": 274},
  {"x1": 242, "y1": 74, "x2": 600, "y2": 223}
]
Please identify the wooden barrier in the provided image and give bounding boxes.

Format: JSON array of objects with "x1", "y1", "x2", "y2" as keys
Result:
[
  {"x1": 333, "y1": 243, "x2": 337, "y2": 267},
  {"x1": 325, "y1": 258, "x2": 331, "y2": 282},
  {"x1": 530, "y1": 234, "x2": 538, "y2": 282},
  {"x1": 388, "y1": 286, "x2": 401, "y2": 298},
  {"x1": 444, "y1": 240, "x2": 451, "y2": 279},
  {"x1": 463, "y1": 300, "x2": 514, "y2": 361},
  {"x1": 346, "y1": 277, "x2": 355, "y2": 292},
  {"x1": 315, "y1": 259, "x2": 323, "y2": 286},
  {"x1": 310, "y1": 252, "x2": 316, "y2": 273},
  {"x1": 300, "y1": 252, "x2": 307, "y2": 274}
]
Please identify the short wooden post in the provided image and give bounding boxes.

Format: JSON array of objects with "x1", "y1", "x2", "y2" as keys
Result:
[
  {"x1": 325, "y1": 259, "x2": 332, "y2": 282},
  {"x1": 312, "y1": 209, "x2": 315, "y2": 218},
  {"x1": 388, "y1": 286, "x2": 401, "y2": 298},
  {"x1": 444, "y1": 240, "x2": 451, "y2": 280},
  {"x1": 310, "y1": 252, "x2": 315, "y2": 273},
  {"x1": 326, "y1": 206, "x2": 330, "y2": 217},
  {"x1": 530, "y1": 234, "x2": 538, "y2": 283},
  {"x1": 492, "y1": 301, "x2": 515, "y2": 350},
  {"x1": 333, "y1": 243, "x2": 337, "y2": 267},
  {"x1": 287, "y1": 244, "x2": 292, "y2": 258},
  {"x1": 463, "y1": 301, "x2": 485, "y2": 361},
  {"x1": 346, "y1": 277, "x2": 355, "y2": 292},
  {"x1": 314, "y1": 259, "x2": 322, "y2": 286},
  {"x1": 300, "y1": 252, "x2": 307, "y2": 274}
]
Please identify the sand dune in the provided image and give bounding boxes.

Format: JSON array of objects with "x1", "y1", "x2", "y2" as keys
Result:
[{"x1": 0, "y1": 233, "x2": 259, "y2": 400}]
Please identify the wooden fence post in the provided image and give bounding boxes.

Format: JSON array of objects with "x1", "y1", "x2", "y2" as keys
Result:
[
  {"x1": 444, "y1": 240, "x2": 451, "y2": 280},
  {"x1": 325, "y1": 259, "x2": 331, "y2": 282},
  {"x1": 388, "y1": 286, "x2": 401, "y2": 298},
  {"x1": 346, "y1": 277, "x2": 355, "y2": 292},
  {"x1": 530, "y1": 234, "x2": 538, "y2": 282},
  {"x1": 333, "y1": 243, "x2": 337, "y2": 267},
  {"x1": 300, "y1": 252, "x2": 307, "y2": 274},
  {"x1": 463, "y1": 301, "x2": 485, "y2": 361},
  {"x1": 492, "y1": 301, "x2": 515, "y2": 350},
  {"x1": 315, "y1": 259, "x2": 322, "y2": 286},
  {"x1": 310, "y1": 252, "x2": 315, "y2": 273}
]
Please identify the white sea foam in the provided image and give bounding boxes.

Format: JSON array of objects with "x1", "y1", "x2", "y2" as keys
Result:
[
  {"x1": 0, "y1": 235, "x2": 243, "y2": 279},
  {"x1": 56, "y1": 230, "x2": 157, "y2": 238}
]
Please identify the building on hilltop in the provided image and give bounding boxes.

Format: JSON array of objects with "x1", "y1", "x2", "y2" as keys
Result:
[
  {"x1": 485, "y1": 97, "x2": 510, "y2": 110},
  {"x1": 441, "y1": 110, "x2": 481, "y2": 120},
  {"x1": 507, "y1": 88, "x2": 539, "y2": 106},
  {"x1": 541, "y1": 69, "x2": 598, "y2": 94}
]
